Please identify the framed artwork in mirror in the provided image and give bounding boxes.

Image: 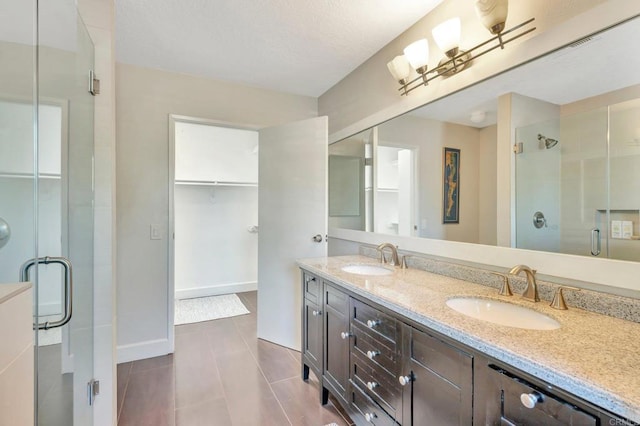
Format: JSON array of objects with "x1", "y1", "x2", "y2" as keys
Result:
[{"x1": 443, "y1": 147, "x2": 460, "y2": 224}]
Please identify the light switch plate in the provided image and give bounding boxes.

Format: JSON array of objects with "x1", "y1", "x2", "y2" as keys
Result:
[{"x1": 150, "y1": 224, "x2": 162, "y2": 240}]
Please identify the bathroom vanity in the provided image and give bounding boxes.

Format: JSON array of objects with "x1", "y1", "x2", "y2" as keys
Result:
[{"x1": 299, "y1": 255, "x2": 640, "y2": 425}]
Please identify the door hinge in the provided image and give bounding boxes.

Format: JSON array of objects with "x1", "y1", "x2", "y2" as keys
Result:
[
  {"x1": 88, "y1": 379, "x2": 100, "y2": 406},
  {"x1": 513, "y1": 142, "x2": 523, "y2": 154},
  {"x1": 89, "y1": 70, "x2": 100, "y2": 96}
]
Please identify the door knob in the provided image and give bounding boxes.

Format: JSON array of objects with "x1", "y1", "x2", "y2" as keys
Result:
[
  {"x1": 366, "y1": 350, "x2": 380, "y2": 360},
  {"x1": 520, "y1": 392, "x2": 543, "y2": 409},
  {"x1": 340, "y1": 331, "x2": 352, "y2": 339},
  {"x1": 311, "y1": 310, "x2": 322, "y2": 316},
  {"x1": 312, "y1": 234, "x2": 323, "y2": 243},
  {"x1": 398, "y1": 375, "x2": 412, "y2": 386}
]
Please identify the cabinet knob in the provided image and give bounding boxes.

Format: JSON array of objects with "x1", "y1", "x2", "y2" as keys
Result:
[
  {"x1": 366, "y1": 381, "x2": 378, "y2": 391},
  {"x1": 398, "y1": 375, "x2": 413, "y2": 386},
  {"x1": 366, "y1": 350, "x2": 380, "y2": 360},
  {"x1": 366, "y1": 319, "x2": 381, "y2": 328},
  {"x1": 340, "y1": 331, "x2": 352, "y2": 339},
  {"x1": 520, "y1": 392, "x2": 543, "y2": 409},
  {"x1": 364, "y1": 412, "x2": 377, "y2": 422},
  {"x1": 311, "y1": 310, "x2": 322, "y2": 316}
]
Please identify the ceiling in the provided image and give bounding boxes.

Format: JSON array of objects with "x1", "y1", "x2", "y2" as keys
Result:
[{"x1": 115, "y1": 0, "x2": 444, "y2": 97}]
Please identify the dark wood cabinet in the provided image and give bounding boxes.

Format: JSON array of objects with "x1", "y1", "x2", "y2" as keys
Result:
[
  {"x1": 322, "y1": 282, "x2": 351, "y2": 407},
  {"x1": 400, "y1": 325, "x2": 473, "y2": 426},
  {"x1": 302, "y1": 272, "x2": 322, "y2": 382},
  {"x1": 300, "y1": 268, "x2": 633, "y2": 426}
]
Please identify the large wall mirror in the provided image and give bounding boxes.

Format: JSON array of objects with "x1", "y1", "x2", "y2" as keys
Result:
[{"x1": 329, "y1": 16, "x2": 640, "y2": 262}]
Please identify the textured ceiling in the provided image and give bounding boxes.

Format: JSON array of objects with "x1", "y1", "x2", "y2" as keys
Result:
[{"x1": 115, "y1": 0, "x2": 444, "y2": 97}]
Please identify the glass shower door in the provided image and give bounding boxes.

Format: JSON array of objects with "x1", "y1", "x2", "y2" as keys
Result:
[
  {"x1": 515, "y1": 108, "x2": 610, "y2": 258},
  {"x1": 37, "y1": 1, "x2": 96, "y2": 424},
  {"x1": 0, "y1": 0, "x2": 95, "y2": 424}
]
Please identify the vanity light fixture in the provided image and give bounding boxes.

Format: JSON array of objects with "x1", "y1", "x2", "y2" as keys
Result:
[
  {"x1": 387, "y1": 0, "x2": 535, "y2": 96},
  {"x1": 432, "y1": 17, "x2": 471, "y2": 76},
  {"x1": 403, "y1": 39, "x2": 430, "y2": 86}
]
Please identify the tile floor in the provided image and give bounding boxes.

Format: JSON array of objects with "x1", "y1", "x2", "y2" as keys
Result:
[{"x1": 117, "y1": 291, "x2": 354, "y2": 425}]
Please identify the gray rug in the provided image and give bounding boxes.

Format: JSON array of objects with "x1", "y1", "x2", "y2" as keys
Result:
[{"x1": 174, "y1": 293, "x2": 250, "y2": 325}]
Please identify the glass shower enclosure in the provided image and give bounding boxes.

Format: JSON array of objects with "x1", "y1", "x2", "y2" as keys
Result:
[
  {"x1": 0, "y1": 0, "x2": 96, "y2": 424},
  {"x1": 515, "y1": 98, "x2": 640, "y2": 262}
]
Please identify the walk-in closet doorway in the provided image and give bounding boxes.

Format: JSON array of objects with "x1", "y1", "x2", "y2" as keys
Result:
[{"x1": 169, "y1": 116, "x2": 259, "y2": 332}]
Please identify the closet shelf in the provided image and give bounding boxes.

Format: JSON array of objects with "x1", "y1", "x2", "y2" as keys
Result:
[
  {"x1": 175, "y1": 179, "x2": 258, "y2": 187},
  {"x1": 0, "y1": 172, "x2": 61, "y2": 180}
]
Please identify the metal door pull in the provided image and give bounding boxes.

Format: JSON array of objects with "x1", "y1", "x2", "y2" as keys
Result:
[{"x1": 20, "y1": 256, "x2": 73, "y2": 330}]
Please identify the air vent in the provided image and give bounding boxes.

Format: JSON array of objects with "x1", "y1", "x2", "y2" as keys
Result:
[{"x1": 569, "y1": 36, "x2": 598, "y2": 48}]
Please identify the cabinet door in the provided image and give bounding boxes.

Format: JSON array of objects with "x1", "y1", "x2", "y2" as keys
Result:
[
  {"x1": 323, "y1": 283, "x2": 350, "y2": 405},
  {"x1": 303, "y1": 298, "x2": 322, "y2": 377},
  {"x1": 404, "y1": 326, "x2": 473, "y2": 426}
]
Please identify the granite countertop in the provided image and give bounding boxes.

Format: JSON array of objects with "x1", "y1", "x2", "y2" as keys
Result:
[
  {"x1": 0, "y1": 282, "x2": 32, "y2": 305},
  {"x1": 297, "y1": 255, "x2": 640, "y2": 423}
]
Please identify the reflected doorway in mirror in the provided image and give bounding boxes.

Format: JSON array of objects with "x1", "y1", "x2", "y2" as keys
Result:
[{"x1": 443, "y1": 147, "x2": 460, "y2": 224}]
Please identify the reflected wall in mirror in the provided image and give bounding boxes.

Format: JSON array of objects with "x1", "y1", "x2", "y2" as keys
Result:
[{"x1": 328, "y1": 16, "x2": 640, "y2": 261}]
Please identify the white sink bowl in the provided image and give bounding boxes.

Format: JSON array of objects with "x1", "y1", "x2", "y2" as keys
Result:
[
  {"x1": 341, "y1": 264, "x2": 393, "y2": 276},
  {"x1": 446, "y1": 297, "x2": 560, "y2": 330}
]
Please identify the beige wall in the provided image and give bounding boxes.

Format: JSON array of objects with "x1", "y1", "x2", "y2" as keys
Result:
[
  {"x1": 377, "y1": 115, "x2": 481, "y2": 243},
  {"x1": 478, "y1": 125, "x2": 497, "y2": 246},
  {"x1": 116, "y1": 63, "x2": 317, "y2": 361}
]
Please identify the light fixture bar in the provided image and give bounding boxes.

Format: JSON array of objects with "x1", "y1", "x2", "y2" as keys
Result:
[{"x1": 397, "y1": 18, "x2": 536, "y2": 96}]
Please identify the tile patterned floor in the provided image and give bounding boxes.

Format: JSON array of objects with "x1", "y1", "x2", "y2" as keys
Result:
[{"x1": 117, "y1": 291, "x2": 354, "y2": 425}]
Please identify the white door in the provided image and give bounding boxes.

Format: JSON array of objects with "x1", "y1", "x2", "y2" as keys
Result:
[{"x1": 257, "y1": 116, "x2": 328, "y2": 350}]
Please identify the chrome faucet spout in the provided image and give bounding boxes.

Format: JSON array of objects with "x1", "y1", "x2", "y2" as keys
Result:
[
  {"x1": 376, "y1": 243, "x2": 399, "y2": 266},
  {"x1": 509, "y1": 264, "x2": 540, "y2": 302}
]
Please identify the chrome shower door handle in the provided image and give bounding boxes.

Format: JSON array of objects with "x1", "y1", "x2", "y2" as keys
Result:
[
  {"x1": 20, "y1": 256, "x2": 73, "y2": 330},
  {"x1": 590, "y1": 228, "x2": 601, "y2": 256}
]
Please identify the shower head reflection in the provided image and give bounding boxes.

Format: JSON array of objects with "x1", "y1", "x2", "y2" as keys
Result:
[{"x1": 538, "y1": 134, "x2": 559, "y2": 149}]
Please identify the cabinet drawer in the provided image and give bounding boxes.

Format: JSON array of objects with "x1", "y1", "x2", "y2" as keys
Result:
[
  {"x1": 352, "y1": 350, "x2": 401, "y2": 419},
  {"x1": 490, "y1": 366, "x2": 597, "y2": 426},
  {"x1": 352, "y1": 298, "x2": 397, "y2": 344},
  {"x1": 411, "y1": 327, "x2": 472, "y2": 388},
  {"x1": 350, "y1": 380, "x2": 398, "y2": 426},
  {"x1": 303, "y1": 273, "x2": 320, "y2": 304},
  {"x1": 326, "y1": 283, "x2": 349, "y2": 315},
  {"x1": 352, "y1": 322, "x2": 399, "y2": 376}
]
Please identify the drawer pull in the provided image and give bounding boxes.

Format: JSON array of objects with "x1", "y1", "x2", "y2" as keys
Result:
[
  {"x1": 366, "y1": 350, "x2": 380, "y2": 360},
  {"x1": 364, "y1": 412, "x2": 377, "y2": 422},
  {"x1": 398, "y1": 375, "x2": 413, "y2": 386},
  {"x1": 340, "y1": 331, "x2": 352, "y2": 339},
  {"x1": 520, "y1": 392, "x2": 543, "y2": 409},
  {"x1": 311, "y1": 310, "x2": 322, "y2": 316},
  {"x1": 306, "y1": 276, "x2": 316, "y2": 283},
  {"x1": 366, "y1": 319, "x2": 381, "y2": 328},
  {"x1": 366, "y1": 381, "x2": 379, "y2": 391}
]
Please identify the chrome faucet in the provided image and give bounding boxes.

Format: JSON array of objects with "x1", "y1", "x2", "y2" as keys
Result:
[
  {"x1": 376, "y1": 243, "x2": 399, "y2": 266},
  {"x1": 509, "y1": 264, "x2": 540, "y2": 302}
]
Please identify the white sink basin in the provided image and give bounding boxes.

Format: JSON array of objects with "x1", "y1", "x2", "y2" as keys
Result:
[
  {"x1": 446, "y1": 297, "x2": 560, "y2": 330},
  {"x1": 341, "y1": 264, "x2": 393, "y2": 276}
]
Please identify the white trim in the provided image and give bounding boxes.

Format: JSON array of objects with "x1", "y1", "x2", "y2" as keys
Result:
[
  {"x1": 175, "y1": 281, "x2": 257, "y2": 300},
  {"x1": 116, "y1": 339, "x2": 172, "y2": 364}
]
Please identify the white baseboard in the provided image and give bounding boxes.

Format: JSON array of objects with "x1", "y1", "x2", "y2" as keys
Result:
[
  {"x1": 117, "y1": 338, "x2": 172, "y2": 363},
  {"x1": 175, "y1": 281, "x2": 257, "y2": 300}
]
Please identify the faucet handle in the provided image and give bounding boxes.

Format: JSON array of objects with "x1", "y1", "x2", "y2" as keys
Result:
[
  {"x1": 401, "y1": 255, "x2": 409, "y2": 269},
  {"x1": 550, "y1": 286, "x2": 581, "y2": 310},
  {"x1": 491, "y1": 272, "x2": 512, "y2": 296}
]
